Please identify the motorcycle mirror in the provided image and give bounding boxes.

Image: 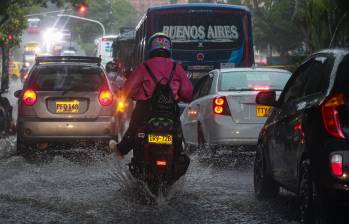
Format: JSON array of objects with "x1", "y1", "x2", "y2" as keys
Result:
[
  {"x1": 187, "y1": 71, "x2": 193, "y2": 80},
  {"x1": 14, "y1": 90, "x2": 22, "y2": 98}
]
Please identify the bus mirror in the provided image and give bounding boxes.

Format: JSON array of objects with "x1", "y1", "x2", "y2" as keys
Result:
[{"x1": 187, "y1": 71, "x2": 193, "y2": 80}]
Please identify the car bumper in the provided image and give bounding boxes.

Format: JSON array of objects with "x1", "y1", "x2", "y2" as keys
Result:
[
  {"x1": 18, "y1": 116, "x2": 116, "y2": 142},
  {"x1": 207, "y1": 116, "x2": 264, "y2": 145}
]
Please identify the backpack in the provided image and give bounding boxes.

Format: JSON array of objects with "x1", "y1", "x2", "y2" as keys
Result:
[{"x1": 143, "y1": 62, "x2": 179, "y2": 132}]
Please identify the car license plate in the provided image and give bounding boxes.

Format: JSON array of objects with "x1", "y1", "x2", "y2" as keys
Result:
[
  {"x1": 148, "y1": 134, "x2": 173, "y2": 145},
  {"x1": 256, "y1": 105, "x2": 272, "y2": 117},
  {"x1": 56, "y1": 101, "x2": 80, "y2": 113}
]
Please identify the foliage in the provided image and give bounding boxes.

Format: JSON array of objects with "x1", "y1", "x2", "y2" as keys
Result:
[
  {"x1": 73, "y1": 0, "x2": 136, "y2": 55},
  {"x1": 0, "y1": 0, "x2": 86, "y2": 47},
  {"x1": 246, "y1": 0, "x2": 349, "y2": 54},
  {"x1": 244, "y1": 0, "x2": 304, "y2": 55}
]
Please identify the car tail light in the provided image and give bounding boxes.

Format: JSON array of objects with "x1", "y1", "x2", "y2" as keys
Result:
[
  {"x1": 321, "y1": 93, "x2": 345, "y2": 139},
  {"x1": 253, "y1": 86, "x2": 271, "y2": 91},
  {"x1": 213, "y1": 96, "x2": 231, "y2": 115},
  {"x1": 99, "y1": 90, "x2": 113, "y2": 106},
  {"x1": 156, "y1": 160, "x2": 167, "y2": 166},
  {"x1": 330, "y1": 154, "x2": 343, "y2": 177},
  {"x1": 23, "y1": 89, "x2": 37, "y2": 106}
]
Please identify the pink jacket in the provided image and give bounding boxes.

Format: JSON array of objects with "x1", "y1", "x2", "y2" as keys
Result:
[{"x1": 123, "y1": 57, "x2": 193, "y2": 102}]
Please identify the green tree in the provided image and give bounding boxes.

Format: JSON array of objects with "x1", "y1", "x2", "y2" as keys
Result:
[
  {"x1": 73, "y1": 0, "x2": 136, "y2": 55},
  {"x1": 0, "y1": 0, "x2": 85, "y2": 90},
  {"x1": 290, "y1": 0, "x2": 349, "y2": 51},
  {"x1": 245, "y1": 0, "x2": 304, "y2": 56}
]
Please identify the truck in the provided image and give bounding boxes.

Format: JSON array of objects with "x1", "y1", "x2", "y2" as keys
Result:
[
  {"x1": 95, "y1": 35, "x2": 118, "y2": 66},
  {"x1": 23, "y1": 41, "x2": 40, "y2": 67}
]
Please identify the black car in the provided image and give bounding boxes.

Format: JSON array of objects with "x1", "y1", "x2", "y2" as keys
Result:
[{"x1": 253, "y1": 49, "x2": 349, "y2": 223}]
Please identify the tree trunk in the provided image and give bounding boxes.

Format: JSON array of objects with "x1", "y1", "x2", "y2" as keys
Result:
[{"x1": 1, "y1": 44, "x2": 9, "y2": 91}]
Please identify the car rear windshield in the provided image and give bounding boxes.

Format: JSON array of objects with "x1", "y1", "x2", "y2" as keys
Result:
[
  {"x1": 333, "y1": 54, "x2": 349, "y2": 94},
  {"x1": 29, "y1": 65, "x2": 106, "y2": 91},
  {"x1": 219, "y1": 70, "x2": 291, "y2": 91}
]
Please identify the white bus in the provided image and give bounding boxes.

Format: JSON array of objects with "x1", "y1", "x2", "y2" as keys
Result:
[{"x1": 95, "y1": 35, "x2": 118, "y2": 66}]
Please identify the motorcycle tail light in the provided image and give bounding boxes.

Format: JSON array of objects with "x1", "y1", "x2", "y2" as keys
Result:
[
  {"x1": 23, "y1": 89, "x2": 37, "y2": 106},
  {"x1": 330, "y1": 154, "x2": 343, "y2": 177},
  {"x1": 156, "y1": 160, "x2": 167, "y2": 166},
  {"x1": 99, "y1": 89, "x2": 113, "y2": 106},
  {"x1": 213, "y1": 96, "x2": 231, "y2": 115},
  {"x1": 321, "y1": 93, "x2": 345, "y2": 139}
]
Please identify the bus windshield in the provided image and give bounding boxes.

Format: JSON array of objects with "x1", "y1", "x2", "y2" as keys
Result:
[{"x1": 154, "y1": 11, "x2": 244, "y2": 50}]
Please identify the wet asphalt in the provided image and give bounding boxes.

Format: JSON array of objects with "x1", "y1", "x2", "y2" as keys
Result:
[{"x1": 0, "y1": 137, "x2": 300, "y2": 224}]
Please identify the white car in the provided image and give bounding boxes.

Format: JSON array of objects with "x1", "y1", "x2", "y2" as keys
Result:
[{"x1": 180, "y1": 67, "x2": 291, "y2": 151}]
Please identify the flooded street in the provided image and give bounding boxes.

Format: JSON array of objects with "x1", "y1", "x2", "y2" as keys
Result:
[
  {"x1": 0, "y1": 80, "x2": 301, "y2": 223},
  {"x1": 0, "y1": 138, "x2": 299, "y2": 224}
]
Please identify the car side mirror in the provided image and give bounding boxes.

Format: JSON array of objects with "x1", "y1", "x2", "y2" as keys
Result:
[
  {"x1": 256, "y1": 91, "x2": 277, "y2": 107},
  {"x1": 14, "y1": 90, "x2": 22, "y2": 98}
]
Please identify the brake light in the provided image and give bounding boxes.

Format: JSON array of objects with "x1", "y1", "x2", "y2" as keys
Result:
[
  {"x1": 254, "y1": 86, "x2": 271, "y2": 91},
  {"x1": 330, "y1": 154, "x2": 343, "y2": 177},
  {"x1": 321, "y1": 93, "x2": 345, "y2": 138},
  {"x1": 156, "y1": 160, "x2": 167, "y2": 166},
  {"x1": 213, "y1": 96, "x2": 231, "y2": 115},
  {"x1": 99, "y1": 90, "x2": 113, "y2": 106},
  {"x1": 23, "y1": 89, "x2": 37, "y2": 106},
  {"x1": 116, "y1": 100, "x2": 126, "y2": 112}
]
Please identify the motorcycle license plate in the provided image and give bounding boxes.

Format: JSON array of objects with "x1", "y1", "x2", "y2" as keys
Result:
[
  {"x1": 256, "y1": 105, "x2": 272, "y2": 117},
  {"x1": 148, "y1": 134, "x2": 173, "y2": 145},
  {"x1": 56, "y1": 101, "x2": 80, "y2": 113}
]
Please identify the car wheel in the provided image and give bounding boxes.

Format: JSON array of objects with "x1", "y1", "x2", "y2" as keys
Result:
[
  {"x1": 254, "y1": 145, "x2": 279, "y2": 199},
  {"x1": 197, "y1": 122, "x2": 205, "y2": 146},
  {"x1": 299, "y1": 160, "x2": 327, "y2": 224},
  {"x1": 197, "y1": 122, "x2": 216, "y2": 155},
  {"x1": 16, "y1": 137, "x2": 34, "y2": 157},
  {"x1": 96, "y1": 140, "x2": 112, "y2": 153},
  {"x1": 182, "y1": 141, "x2": 195, "y2": 154}
]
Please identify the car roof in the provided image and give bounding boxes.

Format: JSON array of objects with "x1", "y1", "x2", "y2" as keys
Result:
[
  {"x1": 317, "y1": 48, "x2": 349, "y2": 55},
  {"x1": 35, "y1": 62, "x2": 100, "y2": 67},
  {"x1": 214, "y1": 67, "x2": 292, "y2": 74}
]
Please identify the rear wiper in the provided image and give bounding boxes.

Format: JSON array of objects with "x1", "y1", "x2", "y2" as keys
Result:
[{"x1": 62, "y1": 89, "x2": 73, "y2": 96}]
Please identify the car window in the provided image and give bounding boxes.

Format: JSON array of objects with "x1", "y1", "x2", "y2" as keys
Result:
[
  {"x1": 29, "y1": 65, "x2": 106, "y2": 91},
  {"x1": 199, "y1": 75, "x2": 213, "y2": 97},
  {"x1": 193, "y1": 76, "x2": 206, "y2": 100},
  {"x1": 303, "y1": 54, "x2": 334, "y2": 96},
  {"x1": 279, "y1": 60, "x2": 313, "y2": 104},
  {"x1": 219, "y1": 70, "x2": 290, "y2": 91},
  {"x1": 333, "y1": 54, "x2": 349, "y2": 93}
]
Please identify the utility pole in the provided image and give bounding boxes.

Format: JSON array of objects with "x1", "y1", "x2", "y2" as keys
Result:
[
  {"x1": 108, "y1": 0, "x2": 113, "y2": 33},
  {"x1": 58, "y1": 14, "x2": 106, "y2": 36}
]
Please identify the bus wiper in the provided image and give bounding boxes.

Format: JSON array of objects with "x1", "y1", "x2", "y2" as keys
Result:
[{"x1": 62, "y1": 89, "x2": 73, "y2": 96}]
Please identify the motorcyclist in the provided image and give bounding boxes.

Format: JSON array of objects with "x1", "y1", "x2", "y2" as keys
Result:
[
  {"x1": 105, "y1": 61, "x2": 117, "y2": 81},
  {"x1": 20, "y1": 64, "x2": 29, "y2": 83},
  {"x1": 109, "y1": 32, "x2": 193, "y2": 159}
]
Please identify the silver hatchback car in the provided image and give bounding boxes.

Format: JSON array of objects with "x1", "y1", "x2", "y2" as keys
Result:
[
  {"x1": 15, "y1": 56, "x2": 116, "y2": 153},
  {"x1": 181, "y1": 67, "x2": 291, "y2": 150}
]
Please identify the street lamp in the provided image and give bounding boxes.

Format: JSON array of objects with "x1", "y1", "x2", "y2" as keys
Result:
[{"x1": 57, "y1": 14, "x2": 106, "y2": 36}]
